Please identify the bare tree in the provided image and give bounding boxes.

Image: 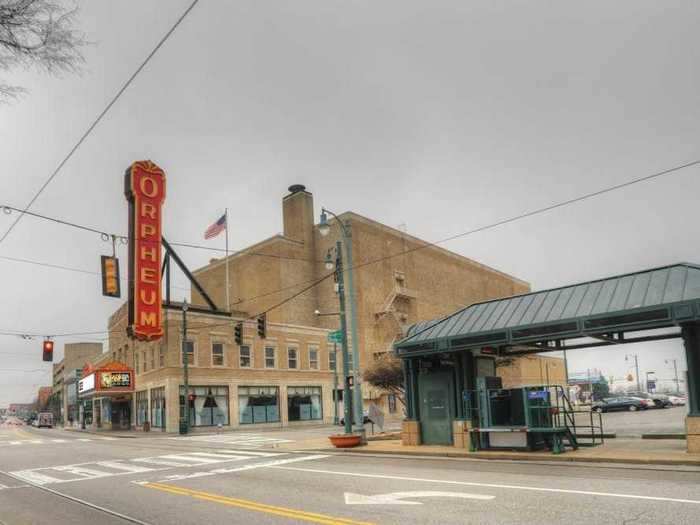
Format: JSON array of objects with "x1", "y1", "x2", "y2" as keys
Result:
[
  {"x1": 0, "y1": 0, "x2": 85, "y2": 101},
  {"x1": 363, "y1": 354, "x2": 405, "y2": 407}
]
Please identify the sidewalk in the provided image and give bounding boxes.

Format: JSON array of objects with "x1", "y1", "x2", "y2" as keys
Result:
[{"x1": 287, "y1": 437, "x2": 700, "y2": 467}]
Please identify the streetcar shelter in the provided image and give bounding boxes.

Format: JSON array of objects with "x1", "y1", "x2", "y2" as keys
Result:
[{"x1": 395, "y1": 263, "x2": 700, "y2": 453}]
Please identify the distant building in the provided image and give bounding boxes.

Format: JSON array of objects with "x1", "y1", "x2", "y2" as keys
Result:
[
  {"x1": 37, "y1": 387, "x2": 53, "y2": 411},
  {"x1": 497, "y1": 355, "x2": 567, "y2": 389},
  {"x1": 52, "y1": 342, "x2": 103, "y2": 427}
]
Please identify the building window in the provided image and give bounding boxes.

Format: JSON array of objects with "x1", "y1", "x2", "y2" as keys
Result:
[
  {"x1": 151, "y1": 387, "x2": 165, "y2": 428},
  {"x1": 135, "y1": 352, "x2": 140, "y2": 374},
  {"x1": 329, "y1": 349, "x2": 337, "y2": 371},
  {"x1": 287, "y1": 386, "x2": 322, "y2": 421},
  {"x1": 182, "y1": 341, "x2": 195, "y2": 365},
  {"x1": 179, "y1": 385, "x2": 229, "y2": 427},
  {"x1": 142, "y1": 351, "x2": 148, "y2": 372},
  {"x1": 240, "y1": 345, "x2": 251, "y2": 368},
  {"x1": 287, "y1": 347, "x2": 297, "y2": 369},
  {"x1": 159, "y1": 345, "x2": 165, "y2": 367},
  {"x1": 136, "y1": 390, "x2": 148, "y2": 426},
  {"x1": 333, "y1": 389, "x2": 343, "y2": 402},
  {"x1": 238, "y1": 386, "x2": 279, "y2": 424},
  {"x1": 388, "y1": 393, "x2": 397, "y2": 414},
  {"x1": 309, "y1": 348, "x2": 319, "y2": 370},
  {"x1": 212, "y1": 343, "x2": 224, "y2": 366},
  {"x1": 265, "y1": 347, "x2": 276, "y2": 368},
  {"x1": 150, "y1": 348, "x2": 155, "y2": 370}
]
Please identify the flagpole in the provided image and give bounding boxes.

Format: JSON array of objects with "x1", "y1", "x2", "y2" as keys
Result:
[{"x1": 225, "y1": 208, "x2": 230, "y2": 313}]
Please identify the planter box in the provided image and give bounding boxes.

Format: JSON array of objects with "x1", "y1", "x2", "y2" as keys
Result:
[{"x1": 329, "y1": 434, "x2": 362, "y2": 448}]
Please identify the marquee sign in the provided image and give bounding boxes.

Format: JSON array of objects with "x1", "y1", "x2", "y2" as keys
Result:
[
  {"x1": 100, "y1": 371, "x2": 131, "y2": 389},
  {"x1": 125, "y1": 160, "x2": 166, "y2": 340}
]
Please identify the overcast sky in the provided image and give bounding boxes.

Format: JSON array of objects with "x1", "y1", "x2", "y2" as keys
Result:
[{"x1": 1, "y1": 1, "x2": 699, "y2": 405}]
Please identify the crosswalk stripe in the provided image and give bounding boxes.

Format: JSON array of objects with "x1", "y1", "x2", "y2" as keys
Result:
[
  {"x1": 184, "y1": 452, "x2": 249, "y2": 460},
  {"x1": 99, "y1": 437, "x2": 118, "y2": 441},
  {"x1": 11, "y1": 470, "x2": 65, "y2": 485},
  {"x1": 131, "y1": 457, "x2": 192, "y2": 467},
  {"x1": 9, "y1": 441, "x2": 23, "y2": 445},
  {"x1": 76, "y1": 438, "x2": 92, "y2": 442},
  {"x1": 53, "y1": 465, "x2": 113, "y2": 479},
  {"x1": 95, "y1": 461, "x2": 155, "y2": 473},
  {"x1": 160, "y1": 454, "x2": 224, "y2": 464},
  {"x1": 215, "y1": 449, "x2": 282, "y2": 457},
  {"x1": 51, "y1": 439, "x2": 67, "y2": 443}
]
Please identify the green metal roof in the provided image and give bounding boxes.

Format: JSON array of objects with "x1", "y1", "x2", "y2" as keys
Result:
[{"x1": 396, "y1": 263, "x2": 700, "y2": 356}]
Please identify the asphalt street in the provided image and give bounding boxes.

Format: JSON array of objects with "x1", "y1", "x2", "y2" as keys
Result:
[{"x1": 1, "y1": 423, "x2": 699, "y2": 525}]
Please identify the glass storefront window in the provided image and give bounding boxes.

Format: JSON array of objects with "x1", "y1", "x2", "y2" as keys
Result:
[
  {"x1": 136, "y1": 390, "x2": 149, "y2": 425},
  {"x1": 151, "y1": 387, "x2": 165, "y2": 428},
  {"x1": 179, "y1": 385, "x2": 229, "y2": 427},
  {"x1": 238, "y1": 386, "x2": 279, "y2": 424},
  {"x1": 287, "y1": 386, "x2": 322, "y2": 421}
]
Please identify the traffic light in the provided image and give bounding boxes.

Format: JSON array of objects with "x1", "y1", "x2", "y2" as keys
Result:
[
  {"x1": 257, "y1": 313, "x2": 266, "y2": 339},
  {"x1": 42, "y1": 339, "x2": 54, "y2": 362},
  {"x1": 101, "y1": 256, "x2": 121, "y2": 298},
  {"x1": 234, "y1": 322, "x2": 243, "y2": 345}
]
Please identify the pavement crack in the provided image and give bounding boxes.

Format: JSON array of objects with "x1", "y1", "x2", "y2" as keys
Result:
[{"x1": 622, "y1": 509, "x2": 647, "y2": 525}]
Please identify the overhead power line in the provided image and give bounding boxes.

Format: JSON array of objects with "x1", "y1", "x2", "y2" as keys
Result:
[
  {"x1": 0, "y1": 204, "x2": 323, "y2": 263},
  {"x1": 0, "y1": 0, "x2": 201, "y2": 246},
  {"x1": 1, "y1": 159, "x2": 698, "y2": 341}
]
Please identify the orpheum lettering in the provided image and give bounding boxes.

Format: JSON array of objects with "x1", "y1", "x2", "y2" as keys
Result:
[{"x1": 125, "y1": 160, "x2": 166, "y2": 340}]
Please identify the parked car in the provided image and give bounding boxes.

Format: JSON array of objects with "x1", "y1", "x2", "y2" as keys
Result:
[
  {"x1": 592, "y1": 397, "x2": 650, "y2": 413},
  {"x1": 667, "y1": 395, "x2": 687, "y2": 406},
  {"x1": 628, "y1": 392, "x2": 672, "y2": 408}
]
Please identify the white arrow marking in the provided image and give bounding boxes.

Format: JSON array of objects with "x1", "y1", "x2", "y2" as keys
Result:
[{"x1": 344, "y1": 491, "x2": 495, "y2": 505}]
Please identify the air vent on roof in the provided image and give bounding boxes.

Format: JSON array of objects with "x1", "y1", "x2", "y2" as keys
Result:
[
  {"x1": 512, "y1": 322, "x2": 578, "y2": 340},
  {"x1": 450, "y1": 332, "x2": 507, "y2": 349},
  {"x1": 584, "y1": 309, "x2": 669, "y2": 330}
]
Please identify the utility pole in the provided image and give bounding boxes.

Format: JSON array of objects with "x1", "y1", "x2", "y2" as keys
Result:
[
  {"x1": 666, "y1": 359, "x2": 680, "y2": 394},
  {"x1": 181, "y1": 300, "x2": 189, "y2": 435},
  {"x1": 625, "y1": 354, "x2": 641, "y2": 392},
  {"x1": 335, "y1": 241, "x2": 354, "y2": 435}
]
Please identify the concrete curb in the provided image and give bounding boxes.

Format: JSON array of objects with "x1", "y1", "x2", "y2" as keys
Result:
[
  {"x1": 641, "y1": 433, "x2": 687, "y2": 440},
  {"x1": 317, "y1": 447, "x2": 700, "y2": 467}
]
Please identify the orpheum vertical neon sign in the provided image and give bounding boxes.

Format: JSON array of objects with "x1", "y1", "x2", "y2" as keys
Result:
[{"x1": 124, "y1": 160, "x2": 166, "y2": 341}]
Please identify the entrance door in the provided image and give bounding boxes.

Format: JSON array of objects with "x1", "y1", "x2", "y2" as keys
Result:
[{"x1": 419, "y1": 370, "x2": 454, "y2": 445}]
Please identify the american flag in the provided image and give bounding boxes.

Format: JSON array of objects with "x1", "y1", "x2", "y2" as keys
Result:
[{"x1": 204, "y1": 213, "x2": 227, "y2": 240}]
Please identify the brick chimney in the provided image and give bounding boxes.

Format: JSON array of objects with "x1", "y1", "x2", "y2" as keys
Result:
[{"x1": 282, "y1": 184, "x2": 314, "y2": 245}]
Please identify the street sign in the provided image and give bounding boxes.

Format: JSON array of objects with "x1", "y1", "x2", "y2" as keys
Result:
[{"x1": 327, "y1": 330, "x2": 343, "y2": 343}]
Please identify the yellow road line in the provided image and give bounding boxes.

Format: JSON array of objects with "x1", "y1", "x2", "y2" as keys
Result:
[{"x1": 144, "y1": 482, "x2": 374, "y2": 525}]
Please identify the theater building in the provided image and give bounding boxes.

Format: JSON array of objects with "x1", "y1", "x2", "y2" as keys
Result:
[
  {"x1": 189, "y1": 185, "x2": 529, "y2": 418},
  {"x1": 77, "y1": 360, "x2": 135, "y2": 431}
]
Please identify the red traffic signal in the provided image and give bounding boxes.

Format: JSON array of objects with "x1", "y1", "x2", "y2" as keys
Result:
[{"x1": 42, "y1": 340, "x2": 54, "y2": 362}]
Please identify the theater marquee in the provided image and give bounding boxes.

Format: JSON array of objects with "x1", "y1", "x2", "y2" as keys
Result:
[{"x1": 125, "y1": 160, "x2": 166, "y2": 340}]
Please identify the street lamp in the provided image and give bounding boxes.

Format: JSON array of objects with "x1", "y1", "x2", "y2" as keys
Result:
[{"x1": 318, "y1": 207, "x2": 364, "y2": 440}]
